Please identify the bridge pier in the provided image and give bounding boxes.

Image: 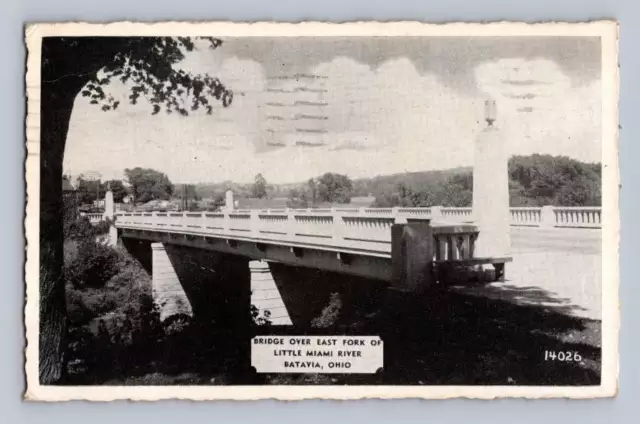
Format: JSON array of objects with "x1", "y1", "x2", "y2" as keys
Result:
[
  {"x1": 144, "y1": 242, "x2": 254, "y2": 375},
  {"x1": 151, "y1": 243, "x2": 194, "y2": 321},
  {"x1": 249, "y1": 261, "x2": 293, "y2": 326}
]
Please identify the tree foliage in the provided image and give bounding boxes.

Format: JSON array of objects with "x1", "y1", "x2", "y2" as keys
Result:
[
  {"x1": 124, "y1": 167, "x2": 174, "y2": 204},
  {"x1": 73, "y1": 177, "x2": 129, "y2": 205},
  {"x1": 104, "y1": 180, "x2": 129, "y2": 203},
  {"x1": 508, "y1": 154, "x2": 601, "y2": 206},
  {"x1": 47, "y1": 37, "x2": 235, "y2": 116},
  {"x1": 252, "y1": 173, "x2": 267, "y2": 199},
  {"x1": 40, "y1": 36, "x2": 233, "y2": 384},
  {"x1": 286, "y1": 188, "x2": 309, "y2": 209},
  {"x1": 371, "y1": 155, "x2": 600, "y2": 208},
  {"x1": 316, "y1": 173, "x2": 353, "y2": 204}
]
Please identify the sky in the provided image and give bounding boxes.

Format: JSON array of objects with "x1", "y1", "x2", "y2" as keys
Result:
[{"x1": 63, "y1": 36, "x2": 602, "y2": 184}]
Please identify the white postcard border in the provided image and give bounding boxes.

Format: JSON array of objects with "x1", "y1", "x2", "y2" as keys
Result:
[{"x1": 24, "y1": 20, "x2": 620, "y2": 401}]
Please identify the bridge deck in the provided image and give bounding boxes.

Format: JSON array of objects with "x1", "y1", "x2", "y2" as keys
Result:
[
  {"x1": 455, "y1": 227, "x2": 602, "y2": 320},
  {"x1": 117, "y1": 213, "x2": 602, "y2": 320}
]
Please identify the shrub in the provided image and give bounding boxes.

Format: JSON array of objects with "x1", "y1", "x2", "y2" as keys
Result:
[
  {"x1": 65, "y1": 240, "x2": 120, "y2": 289},
  {"x1": 93, "y1": 219, "x2": 111, "y2": 236},
  {"x1": 64, "y1": 215, "x2": 96, "y2": 241},
  {"x1": 311, "y1": 293, "x2": 342, "y2": 328}
]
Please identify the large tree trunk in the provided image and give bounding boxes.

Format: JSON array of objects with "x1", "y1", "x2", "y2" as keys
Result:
[{"x1": 39, "y1": 69, "x2": 88, "y2": 384}]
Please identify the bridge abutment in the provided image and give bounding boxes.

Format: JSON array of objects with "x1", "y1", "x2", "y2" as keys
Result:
[{"x1": 391, "y1": 222, "x2": 435, "y2": 291}]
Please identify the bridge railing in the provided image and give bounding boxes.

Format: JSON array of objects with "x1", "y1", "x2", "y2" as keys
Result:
[
  {"x1": 116, "y1": 210, "x2": 489, "y2": 265},
  {"x1": 551, "y1": 206, "x2": 602, "y2": 228},
  {"x1": 510, "y1": 207, "x2": 543, "y2": 227},
  {"x1": 116, "y1": 205, "x2": 603, "y2": 237},
  {"x1": 117, "y1": 209, "x2": 407, "y2": 254},
  {"x1": 79, "y1": 212, "x2": 104, "y2": 224}
]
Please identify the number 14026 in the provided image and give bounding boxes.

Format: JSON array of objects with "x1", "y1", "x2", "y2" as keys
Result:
[{"x1": 544, "y1": 350, "x2": 582, "y2": 362}]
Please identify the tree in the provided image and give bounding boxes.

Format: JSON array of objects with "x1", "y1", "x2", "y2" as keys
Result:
[
  {"x1": 103, "y1": 180, "x2": 128, "y2": 203},
  {"x1": 316, "y1": 172, "x2": 353, "y2": 204},
  {"x1": 74, "y1": 176, "x2": 106, "y2": 206},
  {"x1": 124, "y1": 168, "x2": 174, "y2": 204},
  {"x1": 202, "y1": 193, "x2": 226, "y2": 211},
  {"x1": 252, "y1": 173, "x2": 267, "y2": 199},
  {"x1": 286, "y1": 188, "x2": 309, "y2": 209},
  {"x1": 307, "y1": 178, "x2": 317, "y2": 205},
  {"x1": 508, "y1": 154, "x2": 601, "y2": 206},
  {"x1": 39, "y1": 36, "x2": 232, "y2": 384}
]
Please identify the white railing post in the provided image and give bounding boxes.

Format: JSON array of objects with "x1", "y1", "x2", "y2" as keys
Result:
[
  {"x1": 391, "y1": 206, "x2": 400, "y2": 219},
  {"x1": 223, "y1": 210, "x2": 231, "y2": 234},
  {"x1": 250, "y1": 209, "x2": 260, "y2": 238},
  {"x1": 286, "y1": 209, "x2": 296, "y2": 239},
  {"x1": 540, "y1": 205, "x2": 556, "y2": 228},
  {"x1": 431, "y1": 205, "x2": 443, "y2": 220},
  {"x1": 332, "y1": 210, "x2": 345, "y2": 243}
]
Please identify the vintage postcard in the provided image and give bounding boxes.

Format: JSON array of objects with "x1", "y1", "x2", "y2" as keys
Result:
[{"x1": 24, "y1": 21, "x2": 619, "y2": 401}]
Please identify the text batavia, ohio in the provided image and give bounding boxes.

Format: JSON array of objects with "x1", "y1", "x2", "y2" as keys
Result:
[{"x1": 251, "y1": 336, "x2": 384, "y2": 373}]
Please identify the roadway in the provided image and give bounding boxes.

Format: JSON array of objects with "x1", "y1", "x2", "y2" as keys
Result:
[{"x1": 453, "y1": 227, "x2": 603, "y2": 320}]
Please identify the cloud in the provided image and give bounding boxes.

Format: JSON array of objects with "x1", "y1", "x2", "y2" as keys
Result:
[
  {"x1": 64, "y1": 52, "x2": 601, "y2": 185},
  {"x1": 475, "y1": 58, "x2": 601, "y2": 163}
]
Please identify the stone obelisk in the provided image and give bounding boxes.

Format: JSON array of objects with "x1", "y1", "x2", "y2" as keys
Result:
[
  {"x1": 472, "y1": 99, "x2": 511, "y2": 258},
  {"x1": 224, "y1": 189, "x2": 235, "y2": 212}
]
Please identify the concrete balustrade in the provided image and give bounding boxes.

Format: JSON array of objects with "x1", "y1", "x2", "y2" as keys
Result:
[
  {"x1": 80, "y1": 212, "x2": 104, "y2": 224},
  {"x1": 510, "y1": 207, "x2": 543, "y2": 227},
  {"x1": 117, "y1": 209, "x2": 422, "y2": 255},
  {"x1": 441, "y1": 207, "x2": 473, "y2": 221},
  {"x1": 116, "y1": 205, "x2": 603, "y2": 248},
  {"x1": 553, "y1": 206, "x2": 602, "y2": 228},
  {"x1": 341, "y1": 215, "x2": 396, "y2": 244},
  {"x1": 432, "y1": 225, "x2": 479, "y2": 261}
]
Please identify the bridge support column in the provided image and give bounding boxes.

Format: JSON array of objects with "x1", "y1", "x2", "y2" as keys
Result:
[
  {"x1": 250, "y1": 260, "x2": 292, "y2": 326},
  {"x1": 151, "y1": 242, "x2": 194, "y2": 321},
  {"x1": 391, "y1": 221, "x2": 434, "y2": 291}
]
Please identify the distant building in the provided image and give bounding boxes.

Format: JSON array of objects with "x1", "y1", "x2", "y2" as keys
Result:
[
  {"x1": 62, "y1": 178, "x2": 76, "y2": 193},
  {"x1": 235, "y1": 197, "x2": 289, "y2": 210},
  {"x1": 136, "y1": 199, "x2": 180, "y2": 212}
]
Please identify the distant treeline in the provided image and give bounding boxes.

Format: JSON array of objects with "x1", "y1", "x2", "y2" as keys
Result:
[
  {"x1": 99, "y1": 154, "x2": 600, "y2": 209},
  {"x1": 366, "y1": 154, "x2": 601, "y2": 208}
]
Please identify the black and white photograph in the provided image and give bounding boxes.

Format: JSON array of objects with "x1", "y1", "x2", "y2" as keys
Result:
[{"x1": 24, "y1": 21, "x2": 619, "y2": 400}]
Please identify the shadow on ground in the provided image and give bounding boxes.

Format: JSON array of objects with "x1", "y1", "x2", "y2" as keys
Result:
[
  {"x1": 65, "y1": 270, "x2": 601, "y2": 386},
  {"x1": 449, "y1": 283, "x2": 590, "y2": 318},
  {"x1": 363, "y1": 287, "x2": 601, "y2": 386}
]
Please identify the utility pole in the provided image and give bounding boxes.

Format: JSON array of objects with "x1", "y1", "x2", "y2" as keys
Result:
[{"x1": 181, "y1": 184, "x2": 187, "y2": 211}]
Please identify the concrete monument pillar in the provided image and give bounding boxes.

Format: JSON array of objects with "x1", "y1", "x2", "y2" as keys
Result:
[
  {"x1": 472, "y1": 99, "x2": 511, "y2": 258},
  {"x1": 225, "y1": 189, "x2": 235, "y2": 212},
  {"x1": 104, "y1": 187, "x2": 118, "y2": 246},
  {"x1": 103, "y1": 187, "x2": 115, "y2": 220}
]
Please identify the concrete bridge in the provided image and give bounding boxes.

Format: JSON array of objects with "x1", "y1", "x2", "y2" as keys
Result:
[
  {"x1": 105, "y1": 104, "x2": 603, "y2": 327},
  {"x1": 113, "y1": 206, "x2": 601, "y2": 282},
  {"x1": 110, "y1": 205, "x2": 602, "y2": 324}
]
